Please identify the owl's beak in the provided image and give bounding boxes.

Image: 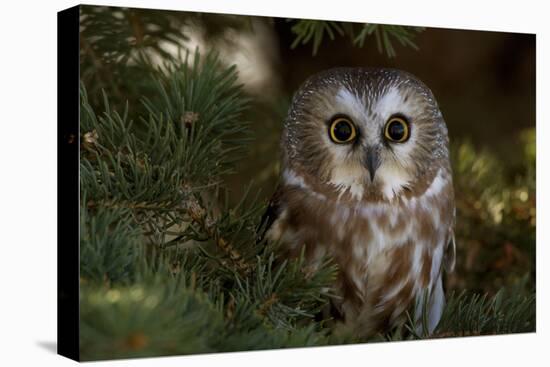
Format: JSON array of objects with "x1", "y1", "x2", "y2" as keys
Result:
[{"x1": 365, "y1": 146, "x2": 381, "y2": 182}]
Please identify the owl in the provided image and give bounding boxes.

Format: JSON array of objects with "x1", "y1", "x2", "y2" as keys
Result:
[{"x1": 259, "y1": 67, "x2": 456, "y2": 337}]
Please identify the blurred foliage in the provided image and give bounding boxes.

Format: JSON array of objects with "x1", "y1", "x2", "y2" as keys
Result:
[
  {"x1": 288, "y1": 19, "x2": 424, "y2": 56},
  {"x1": 78, "y1": 5, "x2": 535, "y2": 361},
  {"x1": 449, "y1": 132, "x2": 535, "y2": 294}
]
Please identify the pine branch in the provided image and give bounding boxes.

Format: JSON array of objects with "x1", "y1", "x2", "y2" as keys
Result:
[
  {"x1": 79, "y1": 46, "x2": 338, "y2": 360},
  {"x1": 288, "y1": 19, "x2": 424, "y2": 57},
  {"x1": 353, "y1": 24, "x2": 424, "y2": 58},
  {"x1": 80, "y1": 204, "x2": 142, "y2": 285},
  {"x1": 289, "y1": 20, "x2": 344, "y2": 55},
  {"x1": 80, "y1": 50, "x2": 250, "y2": 207},
  {"x1": 80, "y1": 5, "x2": 189, "y2": 113},
  {"x1": 435, "y1": 285, "x2": 535, "y2": 337}
]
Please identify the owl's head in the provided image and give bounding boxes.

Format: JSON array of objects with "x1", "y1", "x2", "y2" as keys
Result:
[{"x1": 282, "y1": 68, "x2": 450, "y2": 202}]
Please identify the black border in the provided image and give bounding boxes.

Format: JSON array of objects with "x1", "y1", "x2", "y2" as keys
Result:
[{"x1": 57, "y1": 4, "x2": 80, "y2": 362}]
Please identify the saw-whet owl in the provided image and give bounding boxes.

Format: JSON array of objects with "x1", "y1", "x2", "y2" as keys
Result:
[{"x1": 259, "y1": 67, "x2": 456, "y2": 337}]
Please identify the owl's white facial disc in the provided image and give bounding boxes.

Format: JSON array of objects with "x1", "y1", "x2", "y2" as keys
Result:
[{"x1": 326, "y1": 86, "x2": 419, "y2": 201}]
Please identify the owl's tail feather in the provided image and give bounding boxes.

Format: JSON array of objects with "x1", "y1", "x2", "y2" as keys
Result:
[{"x1": 414, "y1": 275, "x2": 445, "y2": 336}]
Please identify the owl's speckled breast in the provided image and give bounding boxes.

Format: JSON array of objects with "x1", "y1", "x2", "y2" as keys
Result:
[{"x1": 266, "y1": 168, "x2": 454, "y2": 335}]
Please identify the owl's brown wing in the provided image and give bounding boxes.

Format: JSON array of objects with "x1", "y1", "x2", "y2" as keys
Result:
[
  {"x1": 443, "y1": 208, "x2": 456, "y2": 272},
  {"x1": 443, "y1": 228, "x2": 456, "y2": 272},
  {"x1": 256, "y1": 186, "x2": 283, "y2": 244}
]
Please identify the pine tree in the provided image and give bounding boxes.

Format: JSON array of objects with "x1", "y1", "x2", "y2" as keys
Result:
[{"x1": 78, "y1": 5, "x2": 535, "y2": 360}]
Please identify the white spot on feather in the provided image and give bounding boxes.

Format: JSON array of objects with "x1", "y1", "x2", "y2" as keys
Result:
[
  {"x1": 353, "y1": 242, "x2": 367, "y2": 259},
  {"x1": 373, "y1": 87, "x2": 417, "y2": 119},
  {"x1": 359, "y1": 203, "x2": 387, "y2": 217},
  {"x1": 431, "y1": 207, "x2": 441, "y2": 228},
  {"x1": 335, "y1": 87, "x2": 368, "y2": 122},
  {"x1": 424, "y1": 170, "x2": 446, "y2": 198},
  {"x1": 367, "y1": 220, "x2": 387, "y2": 264},
  {"x1": 328, "y1": 157, "x2": 366, "y2": 200},
  {"x1": 283, "y1": 169, "x2": 327, "y2": 201},
  {"x1": 376, "y1": 164, "x2": 413, "y2": 201},
  {"x1": 283, "y1": 169, "x2": 308, "y2": 190},
  {"x1": 411, "y1": 244, "x2": 424, "y2": 285},
  {"x1": 266, "y1": 208, "x2": 288, "y2": 243},
  {"x1": 403, "y1": 169, "x2": 447, "y2": 209}
]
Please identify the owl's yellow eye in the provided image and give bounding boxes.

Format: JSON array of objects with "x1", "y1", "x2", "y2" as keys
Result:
[
  {"x1": 384, "y1": 117, "x2": 410, "y2": 143},
  {"x1": 329, "y1": 117, "x2": 357, "y2": 144}
]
